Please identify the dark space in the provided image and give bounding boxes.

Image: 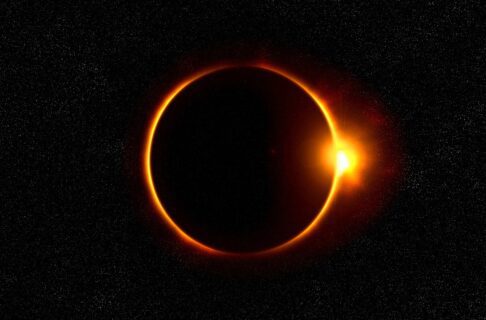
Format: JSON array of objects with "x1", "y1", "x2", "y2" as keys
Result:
[
  {"x1": 150, "y1": 67, "x2": 333, "y2": 252},
  {"x1": 1, "y1": 1, "x2": 485, "y2": 319}
]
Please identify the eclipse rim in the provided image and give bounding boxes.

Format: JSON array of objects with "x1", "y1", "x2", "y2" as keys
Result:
[{"x1": 144, "y1": 63, "x2": 340, "y2": 256}]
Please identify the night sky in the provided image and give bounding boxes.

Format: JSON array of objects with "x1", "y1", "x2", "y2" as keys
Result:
[{"x1": 2, "y1": 1, "x2": 485, "y2": 319}]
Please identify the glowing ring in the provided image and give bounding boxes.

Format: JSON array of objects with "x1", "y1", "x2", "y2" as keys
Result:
[{"x1": 144, "y1": 63, "x2": 340, "y2": 256}]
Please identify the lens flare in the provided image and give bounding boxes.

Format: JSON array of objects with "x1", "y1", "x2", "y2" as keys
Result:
[{"x1": 336, "y1": 151, "x2": 351, "y2": 175}]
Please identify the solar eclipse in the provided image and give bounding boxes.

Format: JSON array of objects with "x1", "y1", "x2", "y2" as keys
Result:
[{"x1": 143, "y1": 61, "x2": 401, "y2": 258}]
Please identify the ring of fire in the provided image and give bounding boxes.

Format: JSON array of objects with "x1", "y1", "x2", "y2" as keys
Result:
[{"x1": 144, "y1": 63, "x2": 353, "y2": 256}]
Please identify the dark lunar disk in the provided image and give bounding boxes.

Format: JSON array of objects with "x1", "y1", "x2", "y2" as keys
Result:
[{"x1": 150, "y1": 67, "x2": 334, "y2": 252}]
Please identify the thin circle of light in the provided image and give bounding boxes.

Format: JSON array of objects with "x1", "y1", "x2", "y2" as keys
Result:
[{"x1": 144, "y1": 63, "x2": 340, "y2": 256}]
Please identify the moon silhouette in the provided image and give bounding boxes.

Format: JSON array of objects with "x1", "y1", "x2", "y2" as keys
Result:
[{"x1": 144, "y1": 65, "x2": 340, "y2": 255}]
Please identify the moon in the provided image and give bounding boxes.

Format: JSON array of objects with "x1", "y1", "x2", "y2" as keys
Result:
[{"x1": 144, "y1": 64, "x2": 341, "y2": 255}]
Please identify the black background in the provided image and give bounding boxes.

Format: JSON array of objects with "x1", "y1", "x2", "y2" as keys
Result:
[{"x1": 1, "y1": 1, "x2": 484, "y2": 319}]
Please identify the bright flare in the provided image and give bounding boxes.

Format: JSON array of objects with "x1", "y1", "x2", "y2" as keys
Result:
[{"x1": 336, "y1": 150, "x2": 351, "y2": 175}]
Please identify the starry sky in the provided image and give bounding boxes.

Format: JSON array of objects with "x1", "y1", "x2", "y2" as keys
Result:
[{"x1": 1, "y1": 1, "x2": 484, "y2": 318}]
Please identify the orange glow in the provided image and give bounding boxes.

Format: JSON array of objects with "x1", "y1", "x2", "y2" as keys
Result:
[
  {"x1": 336, "y1": 151, "x2": 351, "y2": 175},
  {"x1": 323, "y1": 136, "x2": 362, "y2": 178},
  {"x1": 143, "y1": 63, "x2": 362, "y2": 256}
]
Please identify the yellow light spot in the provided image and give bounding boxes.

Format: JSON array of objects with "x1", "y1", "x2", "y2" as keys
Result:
[{"x1": 336, "y1": 150, "x2": 351, "y2": 175}]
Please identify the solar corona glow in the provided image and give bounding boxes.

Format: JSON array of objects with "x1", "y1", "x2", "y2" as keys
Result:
[
  {"x1": 336, "y1": 151, "x2": 351, "y2": 175},
  {"x1": 144, "y1": 63, "x2": 376, "y2": 257}
]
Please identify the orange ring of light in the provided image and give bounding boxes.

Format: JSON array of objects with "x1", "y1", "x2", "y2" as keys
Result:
[{"x1": 144, "y1": 63, "x2": 340, "y2": 256}]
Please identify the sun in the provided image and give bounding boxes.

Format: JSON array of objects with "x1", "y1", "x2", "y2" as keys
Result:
[
  {"x1": 144, "y1": 62, "x2": 366, "y2": 256},
  {"x1": 336, "y1": 147, "x2": 359, "y2": 175},
  {"x1": 336, "y1": 150, "x2": 351, "y2": 175}
]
